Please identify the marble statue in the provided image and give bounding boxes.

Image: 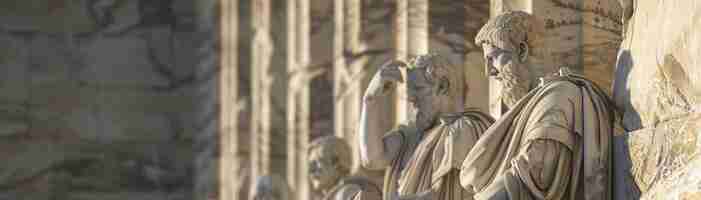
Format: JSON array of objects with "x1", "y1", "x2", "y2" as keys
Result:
[
  {"x1": 309, "y1": 136, "x2": 382, "y2": 200},
  {"x1": 459, "y1": 11, "x2": 619, "y2": 200},
  {"x1": 358, "y1": 54, "x2": 495, "y2": 200},
  {"x1": 249, "y1": 174, "x2": 289, "y2": 200}
]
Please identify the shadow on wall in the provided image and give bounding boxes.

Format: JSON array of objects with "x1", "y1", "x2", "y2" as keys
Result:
[{"x1": 612, "y1": 49, "x2": 641, "y2": 200}]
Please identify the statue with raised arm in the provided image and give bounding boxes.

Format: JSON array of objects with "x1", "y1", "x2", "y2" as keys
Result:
[
  {"x1": 459, "y1": 11, "x2": 619, "y2": 200},
  {"x1": 249, "y1": 174, "x2": 289, "y2": 200},
  {"x1": 358, "y1": 54, "x2": 495, "y2": 200},
  {"x1": 309, "y1": 136, "x2": 382, "y2": 200}
]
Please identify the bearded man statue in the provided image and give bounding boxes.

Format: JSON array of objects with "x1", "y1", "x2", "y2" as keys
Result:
[
  {"x1": 359, "y1": 54, "x2": 495, "y2": 200},
  {"x1": 459, "y1": 11, "x2": 619, "y2": 200},
  {"x1": 309, "y1": 136, "x2": 382, "y2": 200}
]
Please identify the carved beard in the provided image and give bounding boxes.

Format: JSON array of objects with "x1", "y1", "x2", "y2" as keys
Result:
[
  {"x1": 310, "y1": 163, "x2": 340, "y2": 191},
  {"x1": 497, "y1": 61, "x2": 531, "y2": 108},
  {"x1": 408, "y1": 99, "x2": 436, "y2": 132}
]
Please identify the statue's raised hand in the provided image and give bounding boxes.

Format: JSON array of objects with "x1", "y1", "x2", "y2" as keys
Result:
[{"x1": 364, "y1": 60, "x2": 406, "y2": 102}]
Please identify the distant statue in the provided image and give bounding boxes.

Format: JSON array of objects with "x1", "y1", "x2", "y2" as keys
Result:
[
  {"x1": 249, "y1": 174, "x2": 289, "y2": 200},
  {"x1": 309, "y1": 136, "x2": 382, "y2": 200},
  {"x1": 358, "y1": 54, "x2": 495, "y2": 200},
  {"x1": 459, "y1": 11, "x2": 619, "y2": 200}
]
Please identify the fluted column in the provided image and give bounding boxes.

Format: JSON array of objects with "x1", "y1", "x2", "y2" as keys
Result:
[
  {"x1": 219, "y1": 0, "x2": 244, "y2": 199},
  {"x1": 250, "y1": 0, "x2": 274, "y2": 181},
  {"x1": 333, "y1": 0, "x2": 368, "y2": 173},
  {"x1": 394, "y1": 0, "x2": 409, "y2": 125},
  {"x1": 408, "y1": 0, "x2": 428, "y2": 57},
  {"x1": 287, "y1": 1, "x2": 319, "y2": 200}
]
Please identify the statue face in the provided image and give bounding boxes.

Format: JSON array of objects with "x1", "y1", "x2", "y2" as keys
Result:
[
  {"x1": 406, "y1": 68, "x2": 445, "y2": 131},
  {"x1": 308, "y1": 147, "x2": 341, "y2": 190},
  {"x1": 482, "y1": 43, "x2": 532, "y2": 108}
]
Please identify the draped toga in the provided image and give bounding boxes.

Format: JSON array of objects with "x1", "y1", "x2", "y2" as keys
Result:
[
  {"x1": 383, "y1": 110, "x2": 494, "y2": 200},
  {"x1": 460, "y1": 74, "x2": 618, "y2": 200}
]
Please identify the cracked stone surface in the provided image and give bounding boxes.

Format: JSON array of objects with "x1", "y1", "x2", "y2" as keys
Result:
[
  {"x1": 613, "y1": 1, "x2": 701, "y2": 199},
  {"x1": 0, "y1": 0, "x2": 200, "y2": 199}
]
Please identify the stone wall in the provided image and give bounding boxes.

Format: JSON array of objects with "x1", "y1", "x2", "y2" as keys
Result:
[
  {"x1": 0, "y1": 0, "x2": 203, "y2": 199},
  {"x1": 614, "y1": 1, "x2": 701, "y2": 199}
]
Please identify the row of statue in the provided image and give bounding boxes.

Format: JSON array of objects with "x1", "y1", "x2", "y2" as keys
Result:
[{"x1": 251, "y1": 11, "x2": 619, "y2": 200}]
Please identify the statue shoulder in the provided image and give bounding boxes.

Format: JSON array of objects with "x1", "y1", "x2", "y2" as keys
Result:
[
  {"x1": 439, "y1": 110, "x2": 494, "y2": 137},
  {"x1": 532, "y1": 78, "x2": 583, "y2": 105}
]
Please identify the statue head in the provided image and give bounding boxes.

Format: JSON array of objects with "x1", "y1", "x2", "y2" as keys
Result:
[
  {"x1": 405, "y1": 54, "x2": 465, "y2": 131},
  {"x1": 308, "y1": 136, "x2": 352, "y2": 191},
  {"x1": 475, "y1": 11, "x2": 546, "y2": 108},
  {"x1": 249, "y1": 174, "x2": 289, "y2": 200}
]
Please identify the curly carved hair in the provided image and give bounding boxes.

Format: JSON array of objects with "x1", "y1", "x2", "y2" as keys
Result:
[
  {"x1": 474, "y1": 11, "x2": 545, "y2": 57},
  {"x1": 408, "y1": 54, "x2": 464, "y2": 103},
  {"x1": 309, "y1": 136, "x2": 352, "y2": 175}
]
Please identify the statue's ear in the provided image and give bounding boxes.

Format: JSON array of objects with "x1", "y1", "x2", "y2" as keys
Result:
[
  {"x1": 518, "y1": 42, "x2": 529, "y2": 62},
  {"x1": 437, "y1": 76, "x2": 450, "y2": 95}
]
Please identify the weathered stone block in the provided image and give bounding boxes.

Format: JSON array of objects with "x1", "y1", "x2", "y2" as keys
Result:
[
  {"x1": 614, "y1": 0, "x2": 701, "y2": 130},
  {"x1": 28, "y1": 34, "x2": 81, "y2": 86},
  {"x1": 0, "y1": 33, "x2": 30, "y2": 103},
  {"x1": 0, "y1": 103, "x2": 28, "y2": 137},
  {"x1": 640, "y1": 156, "x2": 701, "y2": 200},
  {"x1": 0, "y1": 140, "x2": 192, "y2": 197},
  {"x1": 0, "y1": 0, "x2": 96, "y2": 33},
  {"x1": 624, "y1": 114, "x2": 700, "y2": 198},
  {"x1": 78, "y1": 33, "x2": 172, "y2": 88}
]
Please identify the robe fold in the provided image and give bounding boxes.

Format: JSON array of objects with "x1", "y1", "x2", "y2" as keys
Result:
[
  {"x1": 383, "y1": 110, "x2": 494, "y2": 200},
  {"x1": 460, "y1": 74, "x2": 618, "y2": 200}
]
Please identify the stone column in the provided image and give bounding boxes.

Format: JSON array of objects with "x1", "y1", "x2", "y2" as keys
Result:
[
  {"x1": 408, "y1": 0, "x2": 429, "y2": 57},
  {"x1": 287, "y1": 0, "x2": 318, "y2": 200},
  {"x1": 220, "y1": 0, "x2": 245, "y2": 199},
  {"x1": 488, "y1": 0, "x2": 622, "y2": 117},
  {"x1": 394, "y1": 0, "x2": 408, "y2": 124},
  {"x1": 333, "y1": 0, "x2": 347, "y2": 140},
  {"x1": 393, "y1": 0, "x2": 428, "y2": 121},
  {"x1": 250, "y1": 0, "x2": 274, "y2": 181},
  {"x1": 286, "y1": 0, "x2": 298, "y2": 199},
  {"x1": 333, "y1": 0, "x2": 369, "y2": 173}
]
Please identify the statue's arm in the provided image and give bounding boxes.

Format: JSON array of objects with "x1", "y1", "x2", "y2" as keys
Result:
[
  {"x1": 475, "y1": 86, "x2": 577, "y2": 199},
  {"x1": 358, "y1": 97, "x2": 402, "y2": 170},
  {"x1": 492, "y1": 139, "x2": 572, "y2": 200},
  {"x1": 358, "y1": 60, "x2": 404, "y2": 170},
  {"x1": 334, "y1": 185, "x2": 363, "y2": 200}
]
